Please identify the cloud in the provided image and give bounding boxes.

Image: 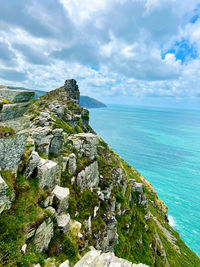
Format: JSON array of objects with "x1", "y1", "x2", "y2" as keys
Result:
[{"x1": 0, "y1": 0, "x2": 200, "y2": 104}]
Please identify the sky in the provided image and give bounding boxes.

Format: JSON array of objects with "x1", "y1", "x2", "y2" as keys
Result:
[{"x1": 1, "y1": 0, "x2": 200, "y2": 108}]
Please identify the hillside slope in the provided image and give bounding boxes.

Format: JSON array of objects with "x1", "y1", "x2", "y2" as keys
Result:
[
  {"x1": 0, "y1": 79, "x2": 199, "y2": 267},
  {"x1": 80, "y1": 96, "x2": 106, "y2": 108}
]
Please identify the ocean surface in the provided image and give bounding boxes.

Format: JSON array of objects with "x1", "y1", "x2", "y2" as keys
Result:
[{"x1": 89, "y1": 104, "x2": 200, "y2": 256}]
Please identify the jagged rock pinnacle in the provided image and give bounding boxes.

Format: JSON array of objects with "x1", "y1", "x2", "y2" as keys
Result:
[{"x1": 64, "y1": 79, "x2": 80, "y2": 104}]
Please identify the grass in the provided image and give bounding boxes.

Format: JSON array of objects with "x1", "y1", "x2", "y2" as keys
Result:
[
  {"x1": 0, "y1": 173, "x2": 47, "y2": 266},
  {"x1": 0, "y1": 126, "x2": 15, "y2": 138},
  {"x1": 53, "y1": 116, "x2": 74, "y2": 135}
]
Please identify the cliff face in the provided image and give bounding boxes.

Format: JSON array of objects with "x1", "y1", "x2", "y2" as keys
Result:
[{"x1": 0, "y1": 80, "x2": 199, "y2": 267}]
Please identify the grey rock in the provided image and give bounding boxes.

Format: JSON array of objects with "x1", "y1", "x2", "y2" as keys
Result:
[
  {"x1": 77, "y1": 161, "x2": 99, "y2": 190},
  {"x1": 132, "y1": 183, "x2": 143, "y2": 193},
  {"x1": 33, "y1": 218, "x2": 53, "y2": 252},
  {"x1": 24, "y1": 151, "x2": 40, "y2": 179},
  {"x1": 0, "y1": 175, "x2": 14, "y2": 214},
  {"x1": 0, "y1": 102, "x2": 30, "y2": 121},
  {"x1": 37, "y1": 158, "x2": 59, "y2": 190},
  {"x1": 49, "y1": 128, "x2": 64, "y2": 156},
  {"x1": 64, "y1": 79, "x2": 80, "y2": 104},
  {"x1": 68, "y1": 153, "x2": 76, "y2": 174},
  {"x1": 26, "y1": 228, "x2": 36, "y2": 240},
  {"x1": 138, "y1": 194, "x2": 148, "y2": 208},
  {"x1": 69, "y1": 133, "x2": 98, "y2": 160},
  {"x1": 115, "y1": 168, "x2": 123, "y2": 184},
  {"x1": 41, "y1": 196, "x2": 50, "y2": 208},
  {"x1": 101, "y1": 213, "x2": 118, "y2": 252},
  {"x1": 94, "y1": 206, "x2": 99, "y2": 217},
  {"x1": 59, "y1": 260, "x2": 69, "y2": 267},
  {"x1": 0, "y1": 116, "x2": 30, "y2": 132},
  {"x1": 145, "y1": 212, "x2": 153, "y2": 221},
  {"x1": 0, "y1": 130, "x2": 29, "y2": 172},
  {"x1": 74, "y1": 248, "x2": 149, "y2": 267},
  {"x1": 21, "y1": 244, "x2": 27, "y2": 254},
  {"x1": 52, "y1": 185, "x2": 70, "y2": 214},
  {"x1": 32, "y1": 126, "x2": 52, "y2": 157},
  {"x1": 62, "y1": 156, "x2": 69, "y2": 172},
  {"x1": 0, "y1": 88, "x2": 34, "y2": 103},
  {"x1": 129, "y1": 179, "x2": 136, "y2": 184},
  {"x1": 56, "y1": 213, "x2": 71, "y2": 233}
]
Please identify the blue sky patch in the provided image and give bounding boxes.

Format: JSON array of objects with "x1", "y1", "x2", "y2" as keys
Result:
[{"x1": 161, "y1": 40, "x2": 198, "y2": 63}]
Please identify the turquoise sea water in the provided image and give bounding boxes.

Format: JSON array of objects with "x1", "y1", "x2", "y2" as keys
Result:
[{"x1": 89, "y1": 104, "x2": 200, "y2": 256}]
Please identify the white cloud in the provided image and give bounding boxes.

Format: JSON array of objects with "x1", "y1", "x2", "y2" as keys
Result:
[{"x1": 0, "y1": 0, "x2": 200, "y2": 104}]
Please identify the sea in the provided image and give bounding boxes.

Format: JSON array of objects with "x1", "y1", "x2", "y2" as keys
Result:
[{"x1": 89, "y1": 104, "x2": 200, "y2": 256}]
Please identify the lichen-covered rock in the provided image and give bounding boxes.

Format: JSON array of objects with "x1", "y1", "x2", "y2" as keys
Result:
[
  {"x1": 69, "y1": 133, "x2": 98, "y2": 160},
  {"x1": 49, "y1": 128, "x2": 64, "y2": 156},
  {"x1": 0, "y1": 130, "x2": 29, "y2": 172},
  {"x1": 100, "y1": 212, "x2": 118, "y2": 252},
  {"x1": 0, "y1": 102, "x2": 30, "y2": 121},
  {"x1": 33, "y1": 218, "x2": 53, "y2": 252},
  {"x1": 0, "y1": 116, "x2": 30, "y2": 132},
  {"x1": 132, "y1": 183, "x2": 143, "y2": 193},
  {"x1": 59, "y1": 260, "x2": 69, "y2": 267},
  {"x1": 52, "y1": 185, "x2": 70, "y2": 214},
  {"x1": 37, "y1": 158, "x2": 58, "y2": 189},
  {"x1": 64, "y1": 79, "x2": 80, "y2": 104},
  {"x1": 0, "y1": 89, "x2": 34, "y2": 103},
  {"x1": 0, "y1": 175, "x2": 14, "y2": 214},
  {"x1": 32, "y1": 126, "x2": 52, "y2": 157},
  {"x1": 74, "y1": 248, "x2": 149, "y2": 267},
  {"x1": 68, "y1": 153, "x2": 76, "y2": 174},
  {"x1": 77, "y1": 161, "x2": 99, "y2": 190},
  {"x1": 56, "y1": 213, "x2": 70, "y2": 233},
  {"x1": 24, "y1": 151, "x2": 40, "y2": 179}
]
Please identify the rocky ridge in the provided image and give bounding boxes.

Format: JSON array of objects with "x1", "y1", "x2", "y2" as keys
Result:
[{"x1": 0, "y1": 79, "x2": 199, "y2": 266}]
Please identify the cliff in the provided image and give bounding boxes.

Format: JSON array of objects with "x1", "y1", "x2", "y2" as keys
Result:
[
  {"x1": 80, "y1": 96, "x2": 107, "y2": 109},
  {"x1": 0, "y1": 79, "x2": 199, "y2": 267}
]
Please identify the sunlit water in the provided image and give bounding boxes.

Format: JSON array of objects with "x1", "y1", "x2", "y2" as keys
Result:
[{"x1": 89, "y1": 104, "x2": 200, "y2": 256}]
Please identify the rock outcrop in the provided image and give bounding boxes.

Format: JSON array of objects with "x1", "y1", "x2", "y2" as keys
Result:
[
  {"x1": 0, "y1": 88, "x2": 34, "y2": 103},
  {"x1": 0, "y1": 175, "x2": 14, "y2": 214},
  {"x1": 74, "y1": 248, "x2": 149, "y2": 267},
  {"x1": 0, "y1": 80, "x2": 199, "y2": 267},
  {"x1": 64, "y1": 79, "x2": 80, "y2": 104},
  {"x1": 52, "y1": 185, "x2": 70, "y2": 214},
  {"x1": 0, "y1": 130, "x2": 29, "y2": 172},
  {"x1": 37, "y1": 158, "x2": 59, "y2": 189},
  {"x1": 76, "y1": 161, "x2": 99, "y2": 190},
  {"x1": 33, "y1": 217, "x2": 54, "y2": 252}
]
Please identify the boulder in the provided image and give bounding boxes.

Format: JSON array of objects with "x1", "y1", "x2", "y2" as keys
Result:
[
  {"x1": 74, "y1": 248, "x2": 149, "y2": 267},
  {"x1": 138, "y1": 193, "x2": 148, "y2": 208},
  {"x1": 101, "y1": 213, "x2": 118, "y2": 252},
  {"x1": 68, "y1": 153, "x2": 76, "y2": 174},
  {"x1": 49, "y1": 128, "x2": 64, "y2": 156},
  {"x1": 76, "y1": 161, "x2": 99, "y2": 190},
  {"x1": 37, "y1": 158, "x2": 58, "y2": 190},
  {"x1": 0, "y1": 130, "x2": 29, "y2": 172},
  {"x1": 69, "y1": 133, "x2": 98, "y2": 160},
  {"x1": 56, "y1": 213, "x2": 70, "y2": 233},
  {"x1": 33, "y1": 218, "x2": 53, "y2": 252},
  {"x1": 24, "y1": 151, "x2": 40, "y2": 179},
  {"x1": 0, "y1": 175, "x2": 14, "y2": 214},
  {"x1": 0, "y1": 88, "x2": 34, "y2": 103},
  {"x1": 0, "y1": 116, "x2": 30, "y2": 132},
  {"x1": 32, "y1": 126, "x2": 52, "y2": 157},
  {"x1": 52, "y1": 185, "x2": 70, "y2": 214},
  {"x1": 59, "y1": 260, "x2": 69, "y2": 267},
  {"x1": 132, "y1": 183, "x2": 143, "y2": 193},
  {"x1": 0, "y1": 102, "x2": 30, "y2": 121}
]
